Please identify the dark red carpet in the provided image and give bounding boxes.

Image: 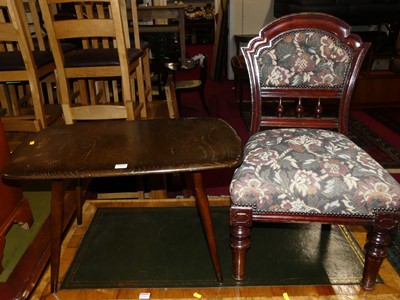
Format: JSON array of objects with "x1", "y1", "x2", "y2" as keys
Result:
[{"x1": 349, "y1": 110, "x2": 400, "y2": 172}]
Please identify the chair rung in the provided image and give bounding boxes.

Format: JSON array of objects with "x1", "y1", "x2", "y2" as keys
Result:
[{"x1": 2, "y1": 118, "x2": 41, "y2": 132}]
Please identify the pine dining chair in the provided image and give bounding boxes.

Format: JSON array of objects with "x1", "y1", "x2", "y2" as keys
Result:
[
  {"x1": 83, "y1": 0, "x2": 152, "y2": 118},
  {"x1": 38, "y1": 0, "x2": 144, "y2": 124},
  {"x1": 0, "y1": 0, "x2": 57, "y2": 133},
  {"x1": 229, "y1": 12, "x2": 400, "y2": 290}
]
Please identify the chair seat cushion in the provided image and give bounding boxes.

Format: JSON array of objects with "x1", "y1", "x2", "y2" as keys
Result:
[
  {"x1": 64, "y1": 48, "x2": 143, "y2": 68},
  {"x1": 60, "y1": 42, "x2": 79, "y2": 53},
  {"x1": 175, "y1": 79, "x2": 201, "y2": 90},
  {"x1": 230, "y1": 128, "x2": 400, "y2": 216},
  {"x1": 0, "y1": 50, "x2": 53, "y2": 71}
]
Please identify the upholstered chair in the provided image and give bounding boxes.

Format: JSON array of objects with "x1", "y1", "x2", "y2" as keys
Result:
[{"x1": 229, "y1": 12, "x2": 400, "y2": 290}]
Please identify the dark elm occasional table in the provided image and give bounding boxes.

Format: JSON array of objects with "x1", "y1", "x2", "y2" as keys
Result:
[{"x1": 1, "y1": 118, "x2": 243, "y2": 293}]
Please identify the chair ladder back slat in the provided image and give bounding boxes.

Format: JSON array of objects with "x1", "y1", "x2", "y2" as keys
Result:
[
  {"x1": 38, "y1": 0, "x2": 142, "y2": 123},
  {"x1": 0, "y1": 0, "x2": 54, "y2": 132},
  {"x1": 26, "y1": 0, "x2": 46, "y2": 50}
]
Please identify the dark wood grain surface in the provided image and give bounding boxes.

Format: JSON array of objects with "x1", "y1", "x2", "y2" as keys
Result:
[{"x1": 2, "y1": 118, "x2": 243, "y2": 180}]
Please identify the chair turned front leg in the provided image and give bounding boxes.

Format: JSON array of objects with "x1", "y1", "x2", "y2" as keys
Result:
[
  {"x1": 362, "y1": 212, "x2": 399, "y2": 290},
  {"x1": 230, "y1": 207, "x2": 252, "y2": 280}
]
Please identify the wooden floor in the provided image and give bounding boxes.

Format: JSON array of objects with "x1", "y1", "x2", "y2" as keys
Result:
[{"x1": 30, "y1": 198, "x2": 400, "y2": 300}]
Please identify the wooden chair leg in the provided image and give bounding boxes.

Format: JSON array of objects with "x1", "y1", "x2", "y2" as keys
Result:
[
  {"x1": 361, "y1": 212, "x2": 399, "y2": 290},
  {"x1": 176, "y1": 91, "x2": 182, "y2": 115},
  {"x1": 142, "y1": 48, "x2": 152, "y2": 102},
  {"x1": 190, "y1": 171, "x2": 223, "y2": 283},
  {"x1": 9, "y1": 85, "x2": 20, "y2": 116},
  {"x1": 230, "y1": 207, "x2": 252, "y2": 281},
  {"x1": 135, "y1": 62, "x2": 148, "y2": 119},
  {"x1": 110, "y1": 80, "x2": 119, "y2": 103},
  {"x1": 0, "y1": 84, "x2": 12, "y2": 116},
  {"x1": 78, "y1": 80, "x2": 89, "y2": 105},
  {"x1": 199, "y1": 89, "x2": 209, "y2": 114},
  {"x1": 148, "y1": 174, "x2": 168, "y2": 199}
]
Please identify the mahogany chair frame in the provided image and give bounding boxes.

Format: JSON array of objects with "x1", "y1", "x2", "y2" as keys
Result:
[{"x1": 229, "y1": 13, "x2": 399, "y2": 291}]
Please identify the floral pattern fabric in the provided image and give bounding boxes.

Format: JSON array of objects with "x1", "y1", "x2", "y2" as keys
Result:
[
  {"x1": 257, "y1": 31, "x2": 351, "y2": 88},
  {"x1": 230, "y1": 129, "x2": 400, "y2": 216}
]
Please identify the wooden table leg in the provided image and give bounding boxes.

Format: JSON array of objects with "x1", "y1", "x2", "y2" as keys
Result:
[
  {"x1": 50, "y1": 180, "x2": 64, "y2": 294},
  {"x1": 76, "y1": 179, "x2": 82, "y2": 225},
  {"x1": 191, "y1": 172, "x2": 223, "y2": 284}
]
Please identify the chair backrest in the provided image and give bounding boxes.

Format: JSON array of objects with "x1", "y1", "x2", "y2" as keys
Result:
[
  {"x1": 0, "y1": 0, "x2": 47, "y2": 130},
  {"x1": 38, "y1": 0, "x2": 140, "y2": 123},
  {"x1": 39, "y1": 0, "x2": 131, "y2": 74},
  {"x1": 0, "y1": 0, "x2": 38, "y2": 82},
  {"x1": 127, "y1": 0, "x2": 141, "y2": 50},
  {"x1": 242, "y1": 12, "x2": 370, "y2": 135},
  {"x1": 24, "y1": 0, "x2": 47, "y2": 50},
  {"x1": 0, "y1": 0, "x2": 49, "y2": 54}
]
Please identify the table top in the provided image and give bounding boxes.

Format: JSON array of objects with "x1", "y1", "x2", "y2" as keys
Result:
[{"x1": 2, "y1": 118, "x2": 243, "y2": 180}]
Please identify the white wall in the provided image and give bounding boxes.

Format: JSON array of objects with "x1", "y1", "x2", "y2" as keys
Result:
[{"x1": 227, "y1": 0, "x2": 275, "y2": 79}]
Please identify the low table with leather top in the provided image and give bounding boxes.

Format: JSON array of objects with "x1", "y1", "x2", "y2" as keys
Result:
[{"x1": 1, "y1": 118, "x2": 243, "y2": 293}]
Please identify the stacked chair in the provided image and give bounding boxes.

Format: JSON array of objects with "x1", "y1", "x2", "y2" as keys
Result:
[
  {"x1": 38, "y1": 0, "x2": 177, "y2": 202},
  {"x1": 0, "y1": 0, "x2": 58, "y2": 141},
  {"x1": 38, "y1": 0, "x2": 145, "y2": 124}
]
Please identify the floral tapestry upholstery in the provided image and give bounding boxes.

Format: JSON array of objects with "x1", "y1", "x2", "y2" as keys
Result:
[
  {"x1": 257, "y1": 30, "x2": 352, "y2": 88},
  {"x1": 230, "y1": 128, "x2": 400, "y2": 216}
]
